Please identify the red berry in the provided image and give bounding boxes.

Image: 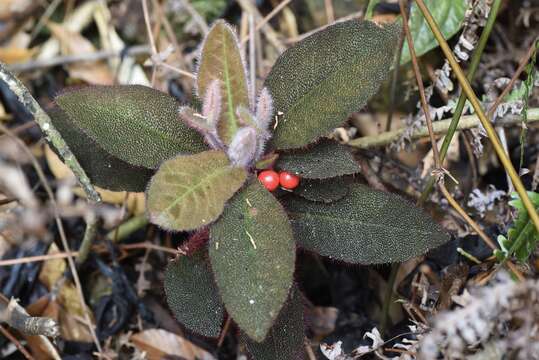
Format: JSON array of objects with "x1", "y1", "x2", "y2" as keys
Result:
[
  {"x1": 279, "y1": 171, "x2": 300, "y2": 189},
  {"x1": 258, "y1": 170, "x2": 280, "y2": 191}
]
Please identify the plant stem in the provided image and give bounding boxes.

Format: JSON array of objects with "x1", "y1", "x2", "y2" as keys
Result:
[
  {"x1": 418, "y1": 0, "x2": 503, "y2": 203},
  {"x1": 106, "y1": 215, "x2": 150, "y2": 242},
  {"x1": 365, "y1": 0, "x2": 381, "y2": 19},
  {"x1": 414, "y1": 0, "x2": 539, "y2": 234},
  {"x1": 347, "y1": 107, "x2": 539, "y2": 148},
  {"x1": 380, "y1": 263, "x2": 399, "y2": 336}
]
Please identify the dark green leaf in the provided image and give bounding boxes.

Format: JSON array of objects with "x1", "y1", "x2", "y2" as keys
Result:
[
  {"x1": 400, "y1": 0, "x2": 467, "y2": 64},
  {"x1": 244, "y1": 286, "x2": 305, "y2": 359},
  {"x1": 146, "y1": 150, "x2": 247, "y2": 231},
  {"x1": 276, "y1": 140, "x2": 359, "y2": 179},
  {"x1": 164, "y1": 252, "x2": 224, "y2": 338},
  {"x1": 209, "y1": 180, "x2": 295, "y2": 342},
  {"x1": 265, "y1": 20, "x2": 400, "y2": 149},
  {"x1": 47, "y1": 106, "x2": 153, "y2": 192},
  {"x1": 294, "y1": 177, "x2": 349, "y2": 203},
  {"x1": 55, "y1": 85, "x2": 207, "y2": 169},
  {"x1": 284, "y1": 184, "x2": 449, "y2": 264},
  {"x1": 197, "y1": 20, "x2": 250, "y2": 144}
]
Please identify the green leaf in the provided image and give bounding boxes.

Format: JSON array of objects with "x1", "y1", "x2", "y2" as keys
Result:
[
  {"x1": 294, "y1": 177, "x2": 350, "y2": 203},
  {"x1": 209, "y1": 180, "x2": 295, "y2": 342},
  {"x1": 146, "y1": 150, "x2": 247, "y2": 231},
  {"x1": 265, "y1": 20, "x2": 400, "y2": 149},
  {"x1": 284, "y1": 184, "x2": 449, "y2": 264},
  {"x1": 197, "y1": 20, "x2": 250, "y2": 144},
  {"x1": 400, "y1": 0, "x2": 467, "y2": 65},
  {"x1": 55, "y1": 85, "x2": 207, "y2": 169},
  {"x1": 164, "y1": 252, "x2": 224, "y2": 338},
  {"x1": 47, "y1": 106, "x2": 153, "y2": 192},
  {"x1": 496, "y1": 192, "x2": 539, "y2": 263},
  {"x1": 243, "y1": 286, "x2": 305, "y2": 359},
  {"x1": 275, "y1": 140, "x2": 359, "y2": 179}
]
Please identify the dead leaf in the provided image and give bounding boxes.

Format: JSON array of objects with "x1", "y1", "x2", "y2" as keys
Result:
[
  {"x1": 131, "y1": 329, "x2": 216, "y2": 360},
  {"x1": 44, "y1": 145, "x2": 145, "y2": 214},
  {"x1": 47, "y1": 22, "x2": 114, "y2": 85}
]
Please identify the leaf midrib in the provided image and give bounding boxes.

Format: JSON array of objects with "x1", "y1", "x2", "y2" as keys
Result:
[{"x1": 162, "y1": 164, "x2": 238, "y2": 216}]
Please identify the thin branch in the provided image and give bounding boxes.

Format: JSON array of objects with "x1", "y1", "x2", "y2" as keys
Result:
[
  {"x1": 0, "y1": 297, "x2": 59, "y2": 338},
  {"x1": 347, "y1": 107, "x2": 539, "y2": 148},
  {"x1": 414, "y1": 0, "x2": 539, "y2": 235},
  {"x1": 236, "y1": 0, "x2": 286, "y2": 52},
  {"x1": 418, "y1": 0, "x2": 503, "y2": 203},
  {"x1": 0, "y1": 324, "x2": 34, "y2": 359},
  {"x1": 0, "y1": 63, "x2": 101, "y2": 203}
]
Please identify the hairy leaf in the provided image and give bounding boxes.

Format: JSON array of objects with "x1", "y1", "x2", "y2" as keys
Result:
[
  {"x1": 164, "y1": 252, "x2": 224, "y2": 337},
  {"x1": 47, "y1": 106, "x2": 153, "y2": 192},
  {"x1": 275, "y1": 140, "x2": 359, "y2": 179},
  {"x1": 244, "y1": 286, "x2": 305, "y2": 359},
  {"x1": 295, "y1": 177, "x2": 349, "y2": 203},
  {"x1": 284, "y1": 184, "x2": 449, "y2": 264},
  {"x1": 209, "y1": 180, "x2": 295, "y2": 342},
  {"x1": 400, "y1": 0, "x2": 467, "y2": 64},
  {"x1": 55, "y1": 85, "x2": 207, "y2": 169},
  {"x1": 146, "y1": 150, "x2": 247, "y2": 231},
  {"x1": 197, "y1": 20, "x2": 250, "y2": 144},
  {"x1": 265, "y1": 20, "x2": 400, "y2": 149}
]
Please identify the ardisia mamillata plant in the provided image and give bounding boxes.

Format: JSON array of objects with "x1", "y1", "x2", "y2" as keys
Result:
[{"x1": 48, "y1": 19, "x2": 450, "y2": 358}]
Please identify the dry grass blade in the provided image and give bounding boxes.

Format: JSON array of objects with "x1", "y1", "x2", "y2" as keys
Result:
[
  {"x1": 400, "y1": 0, "x2": 524, "y2": 281},
  {"x1": 413, "y1": 0, "x2": 539, "y2": 236}
]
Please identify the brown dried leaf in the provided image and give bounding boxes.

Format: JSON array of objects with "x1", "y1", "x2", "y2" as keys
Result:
[{"x1": 131, "y1": 329, "x2": 216, "y2": 360}]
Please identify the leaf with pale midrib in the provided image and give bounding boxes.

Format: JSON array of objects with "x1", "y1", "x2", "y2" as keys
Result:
[
  {"x1": 55, "y1": 85, "x2": 207, "y2": 169},
  {"x1": 265, "y1": 20, "x2": 400, "y2": 149},
  {"x1": 209, "y1": 180, "x2": 295, "y2": 342},
  {"x1": 400, "y1": 0, "x2": 467, "y2": 65},
  {"x1": 146, "y1": 150, "x2": 247, "y2": 231},
  {"x1": 197, "y1": 20, "x2": 250, "y2": 144},
  {"x1": 284, "y1": 184, "x2": 449, "y2": 264}
]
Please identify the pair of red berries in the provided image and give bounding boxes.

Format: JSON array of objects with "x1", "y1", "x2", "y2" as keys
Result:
[{"x1": 258, "y1": 170, "x2": 300, "y2": 191}]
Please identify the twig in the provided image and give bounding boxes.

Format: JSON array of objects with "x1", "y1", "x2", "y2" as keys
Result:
[
  {"x1": 142, "y1": 0, "x2": 158, "y2": 86},
  {"x1": 0, "y1": 119, "x2": 102, "y2": 353},
  {"x1": 418, "y1": 0, "x2": 503, "y2": 203},
  {"x1": 325, "y1": 0, "x2": 335, "y2": 23},
  {"x1": 0, "y1": 297, "x2": 59, "y2": 338},
  {"x1": 217, "y1": 316, "x2": 232, "y2": 348},
  {"x1": 348, "y1": 107, "x2": 539, "y2": 148},
  {"x1": 365, "y1": 0, "x2": 381, "y2": 19},
  {"x1": 414, "y1": 0, "x2": 539, "y2": 235},
  {"x1": 240, "y1": 0, "x2": 293, "y2": 46},
  {"x1": 236, "y1": 0, "x2": 286, "y2": 53},
  {"x1": 399, "y1": 0, "x2": 440, "y2": 168},
  {"x1": 106, "y1": 215, "x2": 149, "y2": 242},
  {"x1": 8, "y1": 46, "x2": 150, "y2": 72},
  {"x1": 402, "y1": 0, "x2": 524, "y2": 282},
  {"x1": 178, "y1": 0, "x2": 209, "y2": 34},
  {"x1": 486, "y1": 38, "x2": 539, "y2": 120},
  {"x1": 0, "y1": 325, "x2": 34, "y2": 360},
  {"x1": 0, "y1": 252, "x2": 79, "y2": 266}
]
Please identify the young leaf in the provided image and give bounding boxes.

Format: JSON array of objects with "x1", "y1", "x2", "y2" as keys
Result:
[
  {"x1": 209, "y1": 180, "x2": 295, "y2": 342},
  {"x1": 197, "y1": 20, "x2": 250, "y2": 144},
  {"x1": 164, "y1": 252, "x2": 224, "y2": 338},
  {"x1": 294, "y1": 177, "x2": 350, "y2": 203},
  {"x1": 265, "y1": 20, "x2": 400, "y2": 149},
  {"x1": 55, "y1": 85, "x2": 207, "y2": 169},
  {"x1": 47, "y1": 106, "x2": 153, "y2": 192},
  {"x1": 275, "y1": 140, "x2": 359, "y2": 179},
  {"x1": 284, "y1": 184, "x2": 449, "y2": 264},
  {"x1": 494, "y1": 192, "x2": 539, "y2": 263},
  {"x1": 146, "y1": 150, "x2": 247, "y2": 231},
  {"x1": 243, "y1": 286, "x2": 305, "y2": 359},
  {"x1": 400, "y1": 0, "x2": 467, "y2": 65}
]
